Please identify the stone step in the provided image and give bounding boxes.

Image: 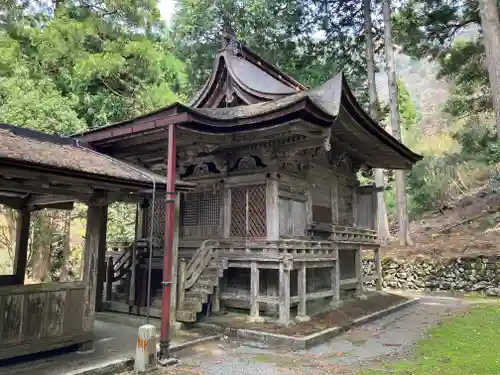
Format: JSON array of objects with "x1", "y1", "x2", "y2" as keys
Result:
[
  {"x1": 176, "y1": 309, "x2": 197, "y2": 323},
  {"x1": 185, "y1": 290, "x2": 209, "y2": 303},
  {"x1": 204, "y1": 267, "x2": 224, "y2": 278},
  {"x1": 191, "y1": 284, "x2": 214, "y2": 295},
  {"x1": 197, "y1": 275, "x2": 219, "y2": 287},
  {"x1": 182, "y1": 299, "x2": 203, "y2": 312}
]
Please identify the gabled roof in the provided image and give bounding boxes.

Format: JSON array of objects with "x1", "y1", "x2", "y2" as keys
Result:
[
  {"x1": 0, "y1": 123, "x2": 194, "y2": 191},
  {"x1": 190, "y1": 34, "x2": 307, "y2": 108}
]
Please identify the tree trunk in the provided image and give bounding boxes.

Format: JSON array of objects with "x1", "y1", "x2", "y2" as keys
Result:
[
  {"x1": 478, "y1": 0, "x2": 500, "y2": 140},
  {"x1": 60, "y1": 210, "x2": 71, "y2": 282},
  {"x1": 31, "y1": 211, "x2": 53, "y2": 282},
  {"x1": 382, "y1": 0, "x2": 413, "y2": 246},
  {"x1": 363, "y1": 0, "x2": 391, "y2": 244}
]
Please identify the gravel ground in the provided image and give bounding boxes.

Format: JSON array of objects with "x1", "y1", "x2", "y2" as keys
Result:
[{"x1": 132, "y1": 295, "x2": 466, "y2": 375}]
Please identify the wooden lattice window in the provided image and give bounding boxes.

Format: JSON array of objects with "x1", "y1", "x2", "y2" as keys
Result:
[
  {"x1": 181, "y1": 191, "x2": 221, "y2": 237},
  {"x1": 230, "y1": 185, "x2": 266, "y2": 237},
  {"x1": 145, "y1": 198, "x2": 166, "y2": 245}
]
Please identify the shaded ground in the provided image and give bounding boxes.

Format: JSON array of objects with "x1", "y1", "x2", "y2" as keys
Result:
[
  {"x1": 0, "y1": 317, "x2": 211, "y2": 375},
  {"x1": 202, "y1": 293, "x2": 407, "y2": 336},
  {"x1": 148, "y1": 295, "x2": 466, "y2": 375}
]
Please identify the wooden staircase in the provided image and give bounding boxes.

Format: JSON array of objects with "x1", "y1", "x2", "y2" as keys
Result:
[
  {"x1": 175, "y1": 240, "x2": 226, "y2": 323},
  {"x1": 106, "y1": 239, "x2": 226, "y2": 323}
]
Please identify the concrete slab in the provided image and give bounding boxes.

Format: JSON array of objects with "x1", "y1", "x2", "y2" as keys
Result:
[{"x1": 0, "y1": 315, "x2": 219, "y2": 375}]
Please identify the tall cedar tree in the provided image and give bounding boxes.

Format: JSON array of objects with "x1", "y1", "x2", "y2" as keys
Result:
[
  {"x1": 363, "y1": 0, "x2": 391, "y2": 244},
  {"x1": 382, "y1": 0, "x2": 413, "y2": 246}
]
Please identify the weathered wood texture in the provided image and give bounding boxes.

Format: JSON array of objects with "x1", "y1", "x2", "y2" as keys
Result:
[
  {"x1": 0, "y1": 282, "x2": 89, "y2": 360},
  {"x1": 13, "y1": 209, "x2": 31, "y2": 285},
  {"x1": 308, "y1": 164, "x2": 357, "y2": 227},
  {"x1": 356, "y1": 187, "x2": 377, "y2": 230},
  {"x1": 82, "y1": 200, "x2": 107, "y2": 333}
]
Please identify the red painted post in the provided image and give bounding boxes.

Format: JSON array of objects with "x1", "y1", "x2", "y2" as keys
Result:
[{"x1": 159, "y1": 124, "x2": 176, "y2": 359}]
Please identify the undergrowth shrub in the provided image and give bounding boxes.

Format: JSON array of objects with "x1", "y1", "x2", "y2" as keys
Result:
[{"x1": 406, "y1": 155, "x2": 490, "y2": 214}]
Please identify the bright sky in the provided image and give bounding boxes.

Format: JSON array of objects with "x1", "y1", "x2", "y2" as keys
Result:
[{"x1": 158, "y1": 0, "x2": 176, "y2": 23}]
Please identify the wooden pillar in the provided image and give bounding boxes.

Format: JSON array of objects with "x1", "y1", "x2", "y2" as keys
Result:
[
  {"x1": 331, "y1": 180, "x2": 339, "y2": 224},
  {"x1": 266, "y1": 177, "x2": 280, "y2": 314},
  {"x1": 95, "y1": 204, "x2": 108, "y2": 312},
  {"x1": 352, "y1": 184, "x2": 358, "y2": 227},
  {"x1": 248, "y1": 261, "x2": 264, "y2": 322},
  {"x1": 82, "y1": 192, "x2": 108, "y2": 335},
  {"x1": 278, "y1": 262, "x2": 290, "y2": 326},
  {"x1": 137, "y1": 200, "x2": 149, "y2": 239},
  {"x1": 330, "y1": 247, "x2": 342, "y2": 308},
  {"x1": 105, "y1": 256, "x2": 114, "y2": 301},
  {"x1": 222, "y1": 186, "x2": 231, "y2": 239},
  {"x1": 170, "y1": 194, "x2": 181, "y2": 326},
  {"x1": 212, "y1": 285, "x2": 220, "y2": 313},
  {"x1": 177, "y1": 258, "x2": 186, "y2": 309},
  {"x1": 296, "y1": 262, "x2": 310, "y2": 322},
  {"x1": 355, "y1": 247, "x2": 366, "y2": 299},
  {"x1": 374, "y1": 247, "x2": 383, "y2": 291},
  {"x1": 128, "y1": 242, "x2": 137, "y2": 310},
  {"x1": 13, "y1": 208, "x2": 31, "y2": 285},
  {"x1": 266, "y1": 177, "x2": 279, "y2": 240}
]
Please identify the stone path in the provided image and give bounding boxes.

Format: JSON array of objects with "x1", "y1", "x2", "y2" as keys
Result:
[{"x1": 161, "y1": 296, "x2": 466, "y2": 375}]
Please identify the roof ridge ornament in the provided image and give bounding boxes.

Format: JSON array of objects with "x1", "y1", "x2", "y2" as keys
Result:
[
  {"x1": 221, "y1": 11, "x2": 241, "y2": 56},
  {"x1": 323, "y1": 128, "x2": 332, "y2": 152}
]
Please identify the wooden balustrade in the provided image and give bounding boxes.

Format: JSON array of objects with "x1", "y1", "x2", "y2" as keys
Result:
[
  {"x1": 330, "y1": 225, "x2": 379, "y2": 244},
  {"x1": 217, "y1": 239, "x2": 337, "y2": 261}
]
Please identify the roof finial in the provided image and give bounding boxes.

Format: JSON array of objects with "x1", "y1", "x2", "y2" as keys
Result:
[{"x1": 221, "y1": 10, "x2": 241, "y2": 56}]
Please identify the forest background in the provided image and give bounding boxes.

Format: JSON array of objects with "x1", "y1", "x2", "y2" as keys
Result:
[{"x1": 0, "y1": 0, "x2": 498, "y2": 281}]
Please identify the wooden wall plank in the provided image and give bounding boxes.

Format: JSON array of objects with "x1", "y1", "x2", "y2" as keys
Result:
[
  {"x1": 1, "y1": 294, "x2": 23, "y2": 344},
  {"x1": 22, "y1": 292, "x2": 46, "y2": 342},
  {"x1": 45, "y1": 291, "x2": 66, "y2": 337}
]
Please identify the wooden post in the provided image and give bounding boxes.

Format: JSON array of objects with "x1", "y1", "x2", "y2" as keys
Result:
[
  {"x1": 331, "y1": 181, "x2": 339, "y2": 224},
  {"x1": 352, "y1": 184, "x2": 358, "y2": 227},
  {"x1": 355, "y1": 247, "x2": 366, "y2": 299},
  {"x1": 278, "y1": 262, "x2": 290, "y2": 326},
  {"x1": 248, "y1": 261, "x2": 264, "y2": 322},
  {"x1": 212, "y1": 285, "x2": 220, "y2": 314},
  {"x1": 330, "y1": 247, "x2": 342, "y2": 308},
  {"x1": 177, "y1": 258, "x2": 186, "y2": 309},
  {"x1": 105, "y1": 256, "x2": 114, "y2": 301},
  {"x1": 13, "y1": 208, "x2": 31, "y2": 285},
  {"x1": 95, "y1": 204, "x2": 108, "y2": 312},
  {"x1": 170, "y1": 194, "x2": 181, "y2": 326},
  {"x1": 82, "y1": 192, "x2": 108, "y2": 335},
  {"x1": 296, "y1": 262, "x2": 310, "y2": 322},
  {"x1": 128, "y1": 242, "x2": 137, "y2": 309},
  {"x1": 266, "y1": 177, "x2": 279, "y2": 240},
  {"x1": 374, "y1": 247, "x2": 383, "y2": 291},
  {"x1": 138, "y1": 200, "x2": 149, "y2": 239}
]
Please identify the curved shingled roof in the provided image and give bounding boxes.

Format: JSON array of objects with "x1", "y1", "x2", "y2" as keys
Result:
[
  {"x1": 189, "y1": 35, "x2": 306, "y2": 108},
  {"x1": 75, "y1": 37, "x2": 422, "y2": 170}
]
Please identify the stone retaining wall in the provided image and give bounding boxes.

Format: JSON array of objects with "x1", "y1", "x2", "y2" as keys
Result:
[{"x1": 363, "y1": 255, "x2": 500, "y2": 296}]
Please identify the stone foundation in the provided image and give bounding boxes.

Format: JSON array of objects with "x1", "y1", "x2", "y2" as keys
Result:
[{"x1": 363, "y1": 255, "x2": 500, "y2": 296}]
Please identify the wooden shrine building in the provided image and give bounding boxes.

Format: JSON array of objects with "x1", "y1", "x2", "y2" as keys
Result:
[
  {"x1": 0, "y1": 123, "x2": 193, "y2": 360},
  {"x1": 77, "y1": 34, "x2": 422, "y2": 326}
]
